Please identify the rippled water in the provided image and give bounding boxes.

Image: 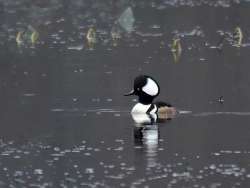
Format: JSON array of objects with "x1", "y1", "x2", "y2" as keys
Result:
[
  {"x1": 1, "y1": 111, "x2": 250, "y2": 187},
  {"x1": 1, "y1": 0, "x2": 250, "y2": 187}
]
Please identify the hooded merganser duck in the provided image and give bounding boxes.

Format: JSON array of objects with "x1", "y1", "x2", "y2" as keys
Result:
[{"x1": 124, "y1": 75, "x2": 176, "y2": 120}]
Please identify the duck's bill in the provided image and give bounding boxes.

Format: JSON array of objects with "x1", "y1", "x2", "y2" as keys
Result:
[{"x1": 124, "y1": 90, "x2": 135, "y2": 96}]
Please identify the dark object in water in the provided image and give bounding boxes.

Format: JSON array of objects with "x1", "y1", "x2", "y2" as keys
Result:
[
  {"x1": 218, "y1": 96, "x2": 224, "y2": 104},
  {"x1": 217, "y1": 34, "x2": 226, "y2": 50}
]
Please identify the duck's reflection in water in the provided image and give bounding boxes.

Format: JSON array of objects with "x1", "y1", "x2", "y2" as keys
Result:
[
  {"x1": 134, "y1": 122, "x2": 159, "y2": 168},
  {"x1": 132, "y1": 113, "x2": 175, "y2": 169}
]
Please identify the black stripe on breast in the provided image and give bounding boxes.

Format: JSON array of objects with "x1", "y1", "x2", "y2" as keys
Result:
[{"x1": 146, "y1": 104, "x2": 155, "y2": 114}]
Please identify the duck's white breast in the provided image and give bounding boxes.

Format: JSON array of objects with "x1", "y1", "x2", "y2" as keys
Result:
[{"x1": 131, "y1": 103, "x2": 157, "y2": 114}]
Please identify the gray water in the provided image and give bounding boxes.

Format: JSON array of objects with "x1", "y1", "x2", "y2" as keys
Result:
[{"x1": 1, "y1": 0, "x2": 250, "y2": 187}]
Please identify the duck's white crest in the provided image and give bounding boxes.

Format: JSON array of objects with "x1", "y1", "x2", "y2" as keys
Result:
[{"x1": 142, "y1": 78, "x2": 159, "y2": 96}]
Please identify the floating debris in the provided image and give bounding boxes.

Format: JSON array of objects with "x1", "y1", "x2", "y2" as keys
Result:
[
  {"x1": 216, "y1": 33, "x2": 226, "y2": 50},
  {"x1": 16, "y1": 31, "x2": 23, "y2": 45},
  {"x1": 30, "y1": 31, "x2": 39, "y2": 45},
  {"x1": 86, "y1": 27, "x2": 97, "y2": 49},
  {"x1": 86, "y1": 28, "x2": 96, "y2": 43},
  {"x1": 217, "y1": 96, "x2": 224, "y2": 104},
  {"x1": 117, "y1": 7, "x2": 135, "y2": 33},
  {"x1": 172, "y1": 50, "x2": 181, "y2": 63},
  {"x1": 214, "y1": 28, "x2": 243, "y2": 49},
  {"x1": 171, "y1": 38, "x2": 182, "y2": 63},
  {"x1": 111, "y1": 25, "x2": 122, "y2": 46},
  {"x1": 16, "y1": 25, "x2": 39, "y2": 46},
  {"x1": 171, "y1": 38, "x2": 182, "y2": 53},
  {"x1": 233, "y1": 26, "x2": 243, "y2": 47}
]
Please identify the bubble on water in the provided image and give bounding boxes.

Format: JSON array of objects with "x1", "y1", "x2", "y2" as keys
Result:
[
  {"x1": 23, "y1": 151, "x2": 30, "y2": 155},
  {"x1": 213, "y1": 153, "x2": 220, "y2": 156},
  {"x1": 91, "y1": 98, "x2": 100, "y2": 102},
  {"x1": 60, "y1": 41, "x2": 66, "y2": 44},
  {"x1": 33, "y1": 169, "x2": 43, "y2": 175},
  {"x1": 85, "y1": 168, "x2": 94, "y2": 174},
  {"x1": 131, "y1": 178, "x2": 146, "y2": 186},
  {"x1": 134, "y1": 146, "x2": 143, "y2": 149},
  {"x1": 106, "y1": 98, "x2": 112, "y2": 102},
  {"x1": 14, "y1": 171, "x2": 23, "y2": 177},
  {"x1": 51, "y1": 108, "x2": 65, "y2": 112},
  {"x1": 122, "y1": 166, "x2": 135, "y2": 171},
  {"x1": 114, "y1": 147, "x2": 123, "y2": 151},
  {"x1": 106, "y1": 174, "x2": 125, "y2": 179},
  {"x1": 56, "y1": 18, "x2": 65, "y2": 23},
  {"x1": 72, "y1": 148, "x2": 81, "y2": 153},
  {"x1": 23, "y1": 93, "x2": 36, "y2": 97},
  {"x1": 151, "y1": 24, "x2": 160, "y2": 29},
  {"x1": 172, "y1": 172, "x2": 191, "y2": 177},
  {"x1": 120, "y1": 183, "x2": 126, "y2": 187},
  {"x1": 105, "y1": 71, "x2": 112, "y2": 74},
  {"x1": 64, "y1": 172, "x2": 69, "y2": 176},
  {"x1": 65, "y1": 177, "x2": 77, "y2": 183},
  {"x1": 104, "y1": 165, "x2": 115, "y2": 169},
  {"x1": 84, "y1": 152, "x2": 91, "y2": 156},
  {"x1": 1, "y1": 152, "x2": 10, "y2": 156},
  {"x1": 209, "y1": 164, "x2": 216, "y2": 170},
  {"x1": 115, "y1": 139, "x2": 125, "y2": 144},
  {"x1": 72, "y1": 98, "x2": 78, "y2": 102},
  {"x1": 14, "y1": 178, "x2": 25, "y2": 184},
  {"x1": 120, "y1": 163, "x2": 126, "y2": 166},
  {"x1": 86, "y1": 147, "x2": 92, "y2": 151},
  {"x1": 51, "y1": 153, "x2": 64, "y2": 157},
  {"x1": 148, "y1": 174, "x2": 168, "y2": 181},
  {"x1": 82, "y1": 140, "x2": 87, "y2": 144},
  {"x1": 54, "y1": 147, "x2": 60, "y2": 152}
]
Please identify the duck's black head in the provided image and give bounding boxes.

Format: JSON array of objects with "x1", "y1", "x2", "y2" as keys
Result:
[{"x1": 124, "y1": 75, "x2": 160, "y2": 104}]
